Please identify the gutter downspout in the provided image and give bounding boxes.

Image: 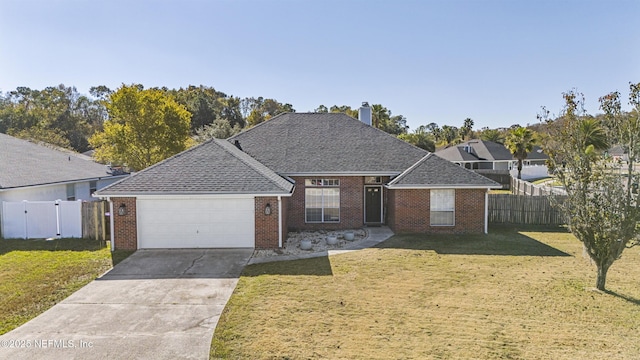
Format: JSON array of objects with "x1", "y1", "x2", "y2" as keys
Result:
[
  {"x1": 278, "y1": 196, "x2": 283, "y2": 248},
  {"x1": 484, "y1": 191, "x2": 489, "y2": 234},
  {"x1": 107, "y1": 197, "x2": 115, "y2": 251}
]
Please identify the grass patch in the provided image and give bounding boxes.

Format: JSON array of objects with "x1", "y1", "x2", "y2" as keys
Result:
[
  {"x1": 531, "y1": 177, "x2": 562, "y2": 186},
  {"x1": 211, "y1": 226, "x2": 640, "y2": 359},
  {"x1": 489, "y1": 189, "x2": 511, "y2": 194},
  {"x1": 0, "y1": 238, "x2": 133, "y2": 335}
]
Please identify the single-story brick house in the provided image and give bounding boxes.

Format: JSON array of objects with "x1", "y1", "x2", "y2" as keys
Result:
[{"x1": 96, "y1": 107, "x2": 500, "y2": 250}]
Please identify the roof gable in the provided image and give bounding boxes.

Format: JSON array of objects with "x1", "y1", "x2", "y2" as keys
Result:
[
  {"x1": 96, "y1": 138, "x2": 293, "y2": 195},
  {"x1": 387, "y1": 153, "x2": 501, "y2": 188},
  {"x1": 0, "y1": 133, "x2": 115, "y2": 189},
  {"x1": 229, "y1": 113, "x2": 428, "y2": 174}
]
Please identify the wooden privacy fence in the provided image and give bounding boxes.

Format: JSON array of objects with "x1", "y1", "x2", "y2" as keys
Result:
[
  {"x1": 511, "y1": 177, "x2": 566, "y2": 196},
  {"x1": 488, "y1": 194, "x2": 566, "y2": 225},
  {"x1": 82, "y1": 201, "x2": 108, "y2": 241}
]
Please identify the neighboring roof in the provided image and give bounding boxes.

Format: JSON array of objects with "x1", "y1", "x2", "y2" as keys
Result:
[
  {"x1": 526, "y1": 146, "x2": 548, "y2": 160},
  {"x1": 435, "y1": 140, "x2": 547, "y2": 162},
  {"x1": 0, "y1": 132, "x2": 116, "y2": 189},
  {"x1": 387, "y1": 153, "x2": 501, "y2": 188},
  {"x1": 96, "y1": 138, "x2": 294, "y2": 196},
  {"x1": 433, "y1": 146, "x2": 480, "y2": 162},
  {"x1": 229, "y1": 113, "x2": 428, "y2": 174},
  {"x1": 608, "y1": 145, "x2": 625, "y2": 156}
]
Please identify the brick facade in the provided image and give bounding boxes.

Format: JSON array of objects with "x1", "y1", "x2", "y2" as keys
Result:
[
  {"x1": 111, "y1": 187, "x2": 486, "y2": 251},
  {"x1": 387, "y1": 188, "x2": 486, "y2": 234},
  {"x1": 287, "y1": 176, "x2": 367, "y2": 231},
  {"x1": 254, "y1": 196, "x2": 286, "y2": 249},
  {"x1": 111, "y1": 197, "x2": 138, "y2": 250}
]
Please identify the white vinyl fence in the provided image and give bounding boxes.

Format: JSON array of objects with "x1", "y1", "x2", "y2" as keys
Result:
[
  {"x1": 1, "y1": 200, "x2": 82, "y2": 239},
  {"x1": 509, "y1": 164, "x2": 549, "y2": 180}
]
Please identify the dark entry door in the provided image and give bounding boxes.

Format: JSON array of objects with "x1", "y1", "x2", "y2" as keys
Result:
[{"x1": 365, "y1": 187, "x2": 382, "y2": 223}]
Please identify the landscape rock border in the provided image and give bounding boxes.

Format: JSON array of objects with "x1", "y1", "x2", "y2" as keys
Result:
[{"x1": 253, "y1": 229, "x2": 368, "y2": 258}]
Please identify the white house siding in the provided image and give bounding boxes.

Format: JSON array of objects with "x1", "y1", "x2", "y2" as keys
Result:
[
  {"x1": 0, "y1": 184, "x2": 68, "y2": 203},
  {"x1": 0, "y1": 177, "x2": 124, "y2": 203}
]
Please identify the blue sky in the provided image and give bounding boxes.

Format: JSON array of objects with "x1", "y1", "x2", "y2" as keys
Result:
[{"x1": 1, "y1": 0, "x2": 638, "y2": 130}]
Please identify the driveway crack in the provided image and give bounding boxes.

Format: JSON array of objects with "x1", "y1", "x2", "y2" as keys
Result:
[{"x1": 182, "y1": 251, "x2": 206, "y2": 276}]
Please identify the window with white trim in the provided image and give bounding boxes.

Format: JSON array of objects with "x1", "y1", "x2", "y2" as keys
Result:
[
  {"x1": 305, "y1": 179, "x2": 340, "y2": 222},
  {"x1": 430, "y1": 189, "x2": 455, "y2": 226}
]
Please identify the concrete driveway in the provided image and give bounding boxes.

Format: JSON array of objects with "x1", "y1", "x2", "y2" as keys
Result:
[{"x1": 0, "y1": 249, "x2": 252, "y2": 360}]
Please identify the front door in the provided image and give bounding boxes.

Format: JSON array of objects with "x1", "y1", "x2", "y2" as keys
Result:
[{"x1": 365, "y1": 186, "x2": 382, "y2": 223}]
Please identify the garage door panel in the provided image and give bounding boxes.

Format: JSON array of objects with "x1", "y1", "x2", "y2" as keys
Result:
[{"x1": 137, "y1": 198, "x2": 255, "y2": 248}]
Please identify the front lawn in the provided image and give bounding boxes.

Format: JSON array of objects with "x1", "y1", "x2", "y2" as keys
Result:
[
  {"x1": 211, "y1": 226, "x2": 640, "y2": 359},
  {"x1": 0, "y1": 238, "x2": 133, "y2": 335}
]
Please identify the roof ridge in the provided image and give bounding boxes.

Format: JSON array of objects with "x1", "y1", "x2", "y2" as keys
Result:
[
  {"x1": 95, "y1": 140, "x2": 213, "y2": 194},
  {"x1": 388, "y1": 153, "x2": 433, "y2": 186},
  {"x1": 228, "y1": 112, "x2": 290, "y2": 141},
  {"x1": 214, "y1": 139, "x2": 292, "y2": 192}
]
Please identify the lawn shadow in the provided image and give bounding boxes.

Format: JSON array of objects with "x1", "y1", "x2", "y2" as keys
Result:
[
  {"x1": 0, "y1": 238, "x2": 106, "y2": 255},
  {"x1": 110, "y1": 250, "x2": 135, "y2": 267},
  {"x1": 375, "y1": 228, "x2": 571, "y2": 257},
  {"x1": 242, "y1": 255, "x2": 333, "y2": 277},
  {"x1": 605, "y1": 290, "x2": 640, "y2": 306}
]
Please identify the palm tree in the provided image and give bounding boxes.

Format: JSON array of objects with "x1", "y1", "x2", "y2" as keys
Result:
[
  {"x1": 460, "y1": 118, "x2": 474, "y2": 140},
  {"x1": 577, "y1": 117, "x2": 609, "y2": 154},
  {"x1": 505, "y1": 126, "x2": 536, "y2": 179},
  {"x1": 480, "y1": 128, "x2": 505, "y2": 144}
]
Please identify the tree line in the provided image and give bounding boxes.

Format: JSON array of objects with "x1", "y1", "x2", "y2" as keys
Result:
[
  {"x1": 0, "y1": 84, "x2": 417, "y2": 153},
  {"x1": 0, "y1": 83, "x2": 525, "y2": 162}
]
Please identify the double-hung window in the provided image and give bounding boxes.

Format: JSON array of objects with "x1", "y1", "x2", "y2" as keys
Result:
[
  {"x1": 305, "y1": 179, "x2": 340, "y2": 223},
  {"x1": 430, "y1": 189, "x2": 455, "y2": 226}
]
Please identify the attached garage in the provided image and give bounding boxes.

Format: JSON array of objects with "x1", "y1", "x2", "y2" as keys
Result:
[
  {"x1": 137, "y1": 197, "x2": 255, "y2": 248},
  {"x1": 95, "y1": 139, "x2": 294, "y2": 250}
]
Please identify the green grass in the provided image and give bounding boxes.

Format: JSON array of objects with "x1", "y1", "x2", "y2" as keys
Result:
[
  {"x1": 0, "y1": 238, "x2": 133, "y2": 335},
  {"x1": 489, "y1": 189, "x2": 511, "y2": 194},
  {"x1": 531, "y1": 177, "x2": 562, "y2": 186},
  {"x1": 211, "y1": 226, "x2": 640, "y2": 359}
]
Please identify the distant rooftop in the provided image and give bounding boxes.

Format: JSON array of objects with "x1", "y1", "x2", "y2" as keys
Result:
[{"x1": 0, "y1": 133, "x2": 117, "y2": 189}]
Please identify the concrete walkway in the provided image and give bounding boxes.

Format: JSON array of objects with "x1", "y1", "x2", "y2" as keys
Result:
[
  {"x1": 248, "y1": 226, "x2": 395, "y2": 265},
  {"x1": 0, "y1": 249, "x2": 252, "y2": 360}
]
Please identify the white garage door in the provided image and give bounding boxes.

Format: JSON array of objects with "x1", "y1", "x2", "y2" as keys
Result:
[{"x1": 137, "y1": 198, "x2": 255, "y2": 248}]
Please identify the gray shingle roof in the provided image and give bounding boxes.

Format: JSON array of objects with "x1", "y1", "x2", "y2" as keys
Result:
[
  {"x1": 96, "y1": 138, "x2": 293, "y2": 195},
  {"x1": 387, "y1": 153, "x2": 501, "y2": 188},
  {"x1": 433, "y1": 146, "x2": 479, "y2": 161},
  {"x1": 229, "y1": 113, "x2": 429, "y2": 174},
  {"x1": 0, "y1": 132, "x2": 116, "y2": 189},
  {"x1": 527, "y1": 146, "x2": 549, "y2": 160},
  {"x1": 435, "y1": 140, "x2": 548, "y2": 162}
]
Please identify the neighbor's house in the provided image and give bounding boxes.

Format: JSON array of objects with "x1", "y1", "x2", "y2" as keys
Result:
[
  {"x1": 96, "y1": 107, "x2": 500, "y2": 250},
  {"x1": 435, "y1": 140, "x2": 548, "y2": 182},
  {"x1": 0, "y1": 133, "x2": 129, "y2": 238},
  {"x1": 608, "y1": 145, "x2": 629, "y2": 162},
  {"x1": 0, "y1": 133, "x2": 127, "y2": 203}
]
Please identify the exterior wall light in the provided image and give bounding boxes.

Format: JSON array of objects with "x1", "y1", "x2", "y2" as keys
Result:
[
  {"x1": 264, "y1": 203, "x2": 272, "y2": 215},
  {"x1": 118, "y1": 204, "x2": 127, "y2": 216}
]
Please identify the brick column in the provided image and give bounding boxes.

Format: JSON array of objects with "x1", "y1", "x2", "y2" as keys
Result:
[
  {"x1": 255, "y1": 197, "x2": 280, "y2": 249},
  {"x1": 112, "y1": 197, "x2": 137, "y2": 250}
]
